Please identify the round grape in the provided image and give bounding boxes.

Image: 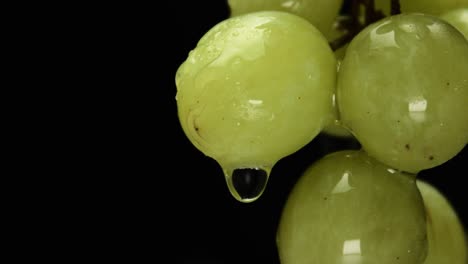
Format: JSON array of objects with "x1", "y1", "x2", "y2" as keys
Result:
[
  {"x1": 337, "y1": 13, "x2": 468, "y2": 173},
  {"x1": 176, "y1": 11, "x2": 336, "y2": 202},
  {"x1": 277, "y1": 150, "x2": 428, "y2": 264}
]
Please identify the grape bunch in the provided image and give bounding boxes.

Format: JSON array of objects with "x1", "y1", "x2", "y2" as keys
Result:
[{"x1": 175, "y1": 0, "x2": 468, "y2": 263}]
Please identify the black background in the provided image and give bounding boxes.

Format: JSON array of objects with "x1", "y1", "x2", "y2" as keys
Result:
[{"x1": 151, "y1": 1, "x2": 467, "y2": 263}]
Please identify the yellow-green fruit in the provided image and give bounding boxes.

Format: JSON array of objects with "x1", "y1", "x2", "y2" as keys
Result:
[
  {"x1": 277, "y1": 150, "x2": 428, "y2": 264},
  {"x1": 417, "y1": 180, "x2": 467, "y2": 264},
  {"x1": 228, "y1": 0, "x2": 343, "y2": 35},
  {"x1": 338, "y1": 13, "x2": 468, "y2": 173},
  {"x1": 176, "y1": 11, "x2": 336, "y2": 202}
]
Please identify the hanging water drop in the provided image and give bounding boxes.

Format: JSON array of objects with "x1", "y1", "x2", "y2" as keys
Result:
[{"x1": 223, "y1": 167, "x2": 270, "y2": 203}]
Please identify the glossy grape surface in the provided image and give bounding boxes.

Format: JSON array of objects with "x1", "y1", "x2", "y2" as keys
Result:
[
  {"x1": 176, "y1": 11, "x2": 336, "y2": 202},
  {"x1": 338, "y1": 13, "x2": 468, "y2": 173},
  {"x1": 277, "y1": 150, "x2": 428, "y2": 264}
]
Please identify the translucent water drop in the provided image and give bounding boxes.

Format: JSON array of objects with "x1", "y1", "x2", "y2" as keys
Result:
[{"x1": 223, "y1": 167, "x2": 270, "y2": 203}]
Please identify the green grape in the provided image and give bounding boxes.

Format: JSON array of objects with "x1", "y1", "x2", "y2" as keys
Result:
[
  {"x1": 416, "y1": 180, "x2": 467, "y2": 264},
  {"x1": 375, "y1": 0, "x2": 468, "y2": 16},
  {"x1": 440, "y1": 8, "x2": 468, "y2": 39},
  {"x1": 227, "y1": 0, "x2": 343, "y2": 35},
  {"x1": 175, "y1": 11, "x2": 336, "y2": 202},
  {"x1": 276, "y1": 150, "x2": 428, "y2": 264},
  {"x1": 337, "y1": 13, "x2": 468, "y2": 173}
]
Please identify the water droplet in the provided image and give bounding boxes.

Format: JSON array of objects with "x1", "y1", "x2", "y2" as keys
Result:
[{"x1": 223, "y1": 167, "x2": 270, "y2": 203}]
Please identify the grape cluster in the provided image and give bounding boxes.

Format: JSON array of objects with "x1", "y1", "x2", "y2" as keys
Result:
[{"x1": 175, "y1": 0, "x2": 468, "y2": 263}]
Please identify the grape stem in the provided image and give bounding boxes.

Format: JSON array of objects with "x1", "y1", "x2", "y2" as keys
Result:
[
  {"x1": 330, "y1": 0, "x2": 399, "y2": 51},
  {"x1": 391, "y1": 0, "x2": 401, "y2": 15}
]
